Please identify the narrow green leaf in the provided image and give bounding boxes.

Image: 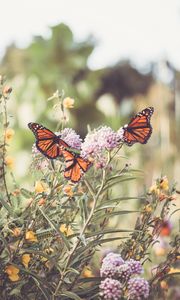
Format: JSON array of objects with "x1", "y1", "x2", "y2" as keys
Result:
[
  {"x1": 86, "y1": 228, "x2": 133, "y2": 238},
  {"x1": 0, "y1": 197, "x2": 13, "y2": 216},
  {"x1": 93, "y1": 210, "x2": 139, "y2": 220},
  {"x1": 20, "y1": 188, "x2": 33, "y2": 198},
  {"x1": 103, "y1": 177, "x2": 137, "y2": 191},
  {"x1": 97, "y1": 196, "x2": 145, "y2": 208},
  {"x1": 38, "y1": 207, "x2": 70, "y2": 250},
  {"x1": 78, "y1": 277, "x2": 101, "y2": 283},
  {"x1": 61, "y1": 291, "x2": 83, "y2": 300}
]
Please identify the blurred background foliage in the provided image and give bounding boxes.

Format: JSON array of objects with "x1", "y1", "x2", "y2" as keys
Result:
[{"x1": 0, "y1": 23, "x2": 179, "y2": 190}]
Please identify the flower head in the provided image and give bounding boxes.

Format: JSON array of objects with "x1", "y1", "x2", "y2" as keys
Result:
[
  {"x1": 116, "y1": 263, "x2": 131, "y2": 281},
  {"x1": 25, "y1": 230, "x2": 38, "y2": 242},
  {"x1": 81, "y1": 126, "x2": 120, "y2": 160},
  {"x1": 160, "y1": 176, "x2": 169, "y2": 191},
  {"x1": 82, "y1": 266, "x2": 93, "y2": 278},
  {"x1": 99, "y1": 278, "x2": 122, "y2": 300},
  {"x1": 63, "y1": 97, "x2": 75, "y2": 109},
  {"x1": 5, "y1": 128, "x2": 15, "y2": 142},
  {"x1": 5, "y1": 156, "x2": 14, "y2": 169},
  {"x1": 63, "y1": 185, "x2": 74, "y2": 197},
  {"x1": 127, "y1": 259, "x2": 143, "y2": 275},
  {"x1": 60, "y1": 224, "x2": 73, "y2": 236},
  {"x1": 5, "y1": 265, "x2": 20, "y2": 282},
  {"x1": 12, "y1": 227, "x2": 21, "y2": 237},
  {"x1": 127, "y1": 277, "x2": 149, "y2": 300},
  {"x1": 149, "y1": 184, "x2": 160, "y2": 195},
  {"x1": 32, "y1": 144, "x2": 49, "y2": 170},
  {"x1": 159, "y1": 220, "x2": 173, "y2": 237},
  {"x1": 116, "y1": 127, "x2": 124, "y2": 142},
  {"x1": 35, "y1": 181, "x2": 49, "y2": 194},
  {"x1": 22, "y1": 254, "x2": 31, "y2": 268},
  {"x1": 60, "y1": 128, "x2": 82, "y2": 149},
  {"x1": 100, "y1": 253, "x2": 124, "y2": 278}
]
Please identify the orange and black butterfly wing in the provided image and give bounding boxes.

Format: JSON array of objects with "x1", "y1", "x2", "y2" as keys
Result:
[
  {"x1": 61, "y1": 148, "x2": 92, "y2": 183},
  {"x1": 61, "y1": 149, "x2": 81, "y2": 183},
  {"x1": 123, "y1": 107, "x2": 154, "y2": 146},
  {"x1": 28, "y1": 122, "x2": 64, "y2": 159},
  {"x1": 76, "y1": 156, "x2": 92, "y2": 173}
]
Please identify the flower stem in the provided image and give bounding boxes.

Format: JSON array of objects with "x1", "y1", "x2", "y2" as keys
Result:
[{"x1": 53, "y1": 170, "x2": 106, "y2": 298}]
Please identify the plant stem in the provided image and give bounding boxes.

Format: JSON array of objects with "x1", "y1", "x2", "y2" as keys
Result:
[
  {"x1": 53, "y1": 170, "x2": 106, "y2": 298},
  {"x1": 1, "y1": 96, "x2": 11, "y2": 205}
]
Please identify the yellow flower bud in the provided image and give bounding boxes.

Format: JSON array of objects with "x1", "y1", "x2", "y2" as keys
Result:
[
  {"x1": 5, "y1": 128, "x2": 15, "y2": 142},
  {"x1": 149, "y1": 184, "x2": 160, "y2": 195},
  {"x1": 25, "y1": 230, "x2": 38, "y2": 242},
  {"x1": 63, "y1": 97, "x2": 74, "y2": 109},
  {"x1": 5, "y1": 156, "x2": 14, "y2": 169},
  {"x1": 5, "y1": 265, "x2": 20, "y2": 281},
  {"x1": 59, "y1": 224, "x2": 73, "y2": 236},
  {"x1": 63, "y1": 185, "x2": 73, "y2": 197},
  {"x1": 12, "y1": 227, "x2": 21, "y2": 237},
  {"x1": 160, "y1": 280, "x2": 168, "y2": 290},
  {"x1": 22, "y1": 254, "x2": 31, "y2": 268},
  {"x1": 35, "y1": 181, "x2": 48, "y2": 194},
  {"x1": 82, "y1": 266, "x2": 93, "y2": 278},
  {"x1": 160, "y1": 176, "x2": 169, "y2": 191}
]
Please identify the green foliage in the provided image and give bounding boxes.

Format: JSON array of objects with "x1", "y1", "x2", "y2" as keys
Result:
[{"x1": 0, "y1": 78, "x2": 179, "y2": 300}]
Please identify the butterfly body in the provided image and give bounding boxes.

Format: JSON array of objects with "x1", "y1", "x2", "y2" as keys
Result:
[
  {"x1": 122, "y1": 107, "x2": 154, "y2": 146},
  {"x1": 28, "y1": 123, "x2": 68, "y2": 159}
]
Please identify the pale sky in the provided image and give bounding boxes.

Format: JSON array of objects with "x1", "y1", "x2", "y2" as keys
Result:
[{"x1": 0, "y1": 0, "x2": 180, "y2": 69}]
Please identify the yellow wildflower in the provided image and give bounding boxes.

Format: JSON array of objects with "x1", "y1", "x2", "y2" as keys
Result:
[
  {"x1": 149, "y1": 184, "x2": 160, "y2": 195},
  {"x1": 63, "y1": 97, "x2": 74, "y2": 109},
  {"x1": 82, "y1": 266, "x2": 93, "y2": 278},
  {"x1": 5, "y1": 265, "x2": 20, "y2": 281},
  {"x1": 35, "y1": 181, "x2": 48, "y2": 194},
  {"x1": 144, "y1": 204, "x2": 152, "y2": 213},
  {"x1": 63, "y1": 185, "x2": 73, "y2": 197},
  {"x1": 60, "y1": 224, "x2": 73, "y2": 236},
  {"x1": 12, "y1": 227, "x2": 21, "y2": 237},
  {"x1": 154, "y1": 246, "x2": 166, "y2": 256},
  {"x1": 160, "y1": 280, "x2": 168, "y2": 290},
  {"x1": 22, "y1": 254, "x2": 31, "y2": 268},
  {"x1": 25, "y1": 230, "x2": 38, "y2": 242},
  {"x1": 5, "y1": 128, "x2": 15, "y2": 142},
  {"x1": 5, "y1": 156, "x2": 14, "y2": 169},
  {"x1": 160, "y1": 176, "x2": 169, "y2": 191}
]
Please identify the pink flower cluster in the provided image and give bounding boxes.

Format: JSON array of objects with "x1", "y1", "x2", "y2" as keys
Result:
[
  {"x1": 81, "y1": 126, "x2": 123, "y2": 160},
  {"x1": 99, "y1": 252, "x2": 149, "y2": 300},
  {"x1": 32, "y1": 125, "x2": 124, "y2": 170}
]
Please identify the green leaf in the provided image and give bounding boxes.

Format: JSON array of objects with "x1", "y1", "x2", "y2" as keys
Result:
[
  {"x1": 61, "y1": 291, "x2": 83, "y2": 300},
  {"x1": 20, "y1": 188, "x2": 33, "y2": 198},
  {"x1": 86, "y1": 228, "x2": 133, "y2": 238},
  {"x1": 103, "y1": 176, "x2": 137, "y2": 191},
  {"x1": 93, "y1": 210, "x2": 139, "y2": 221},
  {"x1": 0, "y1": 196, "x2": 13, "y2": 216},
  {"x1": 78, "y1": 277, "x2": 101, "y2": 283},
  {"x1": 97, "y1": 196, "x2": 145, "y2": 208},
  {"x1": 38, "y1": 207, "x2": 70, "y2": 250}
]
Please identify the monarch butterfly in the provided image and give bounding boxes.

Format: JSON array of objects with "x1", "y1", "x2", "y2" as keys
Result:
[
  {"x1": 122, "y1": 107, "x2": 154, "y2": 146},
  {"x1": 60, "y1": 147, "x2": 92, "y2": 183},
  {"x1": 28, "y1": 123, "x2": 68, "y2": 159}
]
